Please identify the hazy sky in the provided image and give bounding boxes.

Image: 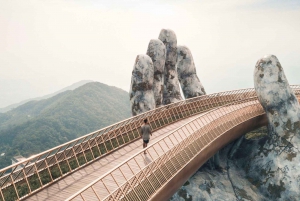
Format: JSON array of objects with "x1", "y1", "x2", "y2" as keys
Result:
[{"x1": 1, "y1": 0, "x2": 300, "y2": 108}]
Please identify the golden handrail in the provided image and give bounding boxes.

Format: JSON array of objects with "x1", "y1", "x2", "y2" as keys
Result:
[
  {"x1": 66, "y1": 97, "x2": 263, "y2": 201},
  {"x1": 1, "y1": 86, "x2": 300, "y2": 201},
  {"x1": 66, "y1": 87, "x2": 300, "y2": 201}
]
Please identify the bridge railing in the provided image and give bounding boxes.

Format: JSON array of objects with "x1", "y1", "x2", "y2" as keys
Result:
[
  {"x1": 66, "y1": 86, "x2": 300, "y2": 201},
  {"x1": 66, "y1": 97, "x2": 265, "y2": 201},
  {"x1": 1, "y1": 86, "x2": 299, "y2": 201}
]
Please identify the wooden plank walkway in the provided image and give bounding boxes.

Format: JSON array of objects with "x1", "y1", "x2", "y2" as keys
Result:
[{"x1": 26, "y1": 113, "x2": 204, "y2": 201}]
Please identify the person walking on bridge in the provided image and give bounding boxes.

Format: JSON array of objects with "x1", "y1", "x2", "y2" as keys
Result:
[{"x1": 141, "y1": 119, "x2": 152, "y2": 154}]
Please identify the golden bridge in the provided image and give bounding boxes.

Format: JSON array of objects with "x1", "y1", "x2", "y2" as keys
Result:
[{"x1": 1, "y1": 86, "x2": 300, "y2": 201}]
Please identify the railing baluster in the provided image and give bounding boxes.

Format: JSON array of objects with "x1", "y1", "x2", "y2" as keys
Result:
[
  {"x1": 66, "y1": 96, "x2": 276, "y2": 201},
  {"x1": 124, "y1": 162, "x2": 143, "y2": 201},
  {"x1": 1, "y1": 86, "x2": 299, "y2": 201},
  {"x1": 0, "y1": 188, "x2": 4, "y2": 201}
]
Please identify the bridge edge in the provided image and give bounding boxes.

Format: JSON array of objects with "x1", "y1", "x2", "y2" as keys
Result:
[{"x1": 149, "y1": 114, "x2": 268, "y2": 201}]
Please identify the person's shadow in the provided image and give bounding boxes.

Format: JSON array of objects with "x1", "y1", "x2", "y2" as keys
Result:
[{"x1": 143, "y1": 154, "x2": 152, "y2": 166}]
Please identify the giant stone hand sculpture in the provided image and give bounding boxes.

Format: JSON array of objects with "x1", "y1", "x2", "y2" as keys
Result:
[
  {"x1": 130, "y1": 29, "x2": 206, "y2": 116},
  {"x1": 177, "y1": 45, "x2": 206, "y2": 98},
  {"x1": 146, "y1": 39, "x2": 166, "y2": 107},
  {"x1": 129, "y1": 54, "x2": 155, "y2": 116},
  {"x1": 248, "y1": 55, "x2": 300, "y2": 200},
  {"x1": 158, "y1": 29, "x2": 183, "y2": 105}
]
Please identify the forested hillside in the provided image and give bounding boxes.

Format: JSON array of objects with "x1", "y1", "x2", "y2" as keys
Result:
[
  {"x1": 0, "y1": 82, "x2": 130, "y2": 169},
  {"x1": 0, "y1": 80, "x2": 92, "y2": 113}
]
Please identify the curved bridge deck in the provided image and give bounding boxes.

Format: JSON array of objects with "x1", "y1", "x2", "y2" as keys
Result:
[
  {"x1": 27, "y1": 114, "x2": 202, "y2": 201},
  {"x1": 1, "y1": 87, "x2": 300, "y2": 201},
  {"x1": 68, "y1": 99, "x2": 266, "y2": 201}
]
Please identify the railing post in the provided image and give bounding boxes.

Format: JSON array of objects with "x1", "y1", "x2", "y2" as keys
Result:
[
  {"x1": 123, "y1": 162, "x2": 143, "y2": 201},
  {"x1": 132, "y1": 157, "x2": 152, "y2": 198},
  {"x1": 0, "y1": 187, "x2": 4, "y2": 201},
  {"x1": 91, "y1": 186, "x2": 101, "y2": 201},
  {"x1": 2, "y1": 86, "x2": 298, "y2": 201},
  {"x1": 10, "y1": 174, "x2": 19, "y2": 200}
]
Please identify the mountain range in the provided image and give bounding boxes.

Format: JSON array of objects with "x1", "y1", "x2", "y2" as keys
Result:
[
  {"x1": 0, "y1": 82, "x2": 131, "y2": 169},
  {"x1": 0, "y1": 80, "x2": 93, "y2": 113}
]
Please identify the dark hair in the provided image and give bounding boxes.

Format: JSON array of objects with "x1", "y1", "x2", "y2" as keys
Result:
[{"x1": 144, "y1": 119, "x2": 148, "y2": 123}]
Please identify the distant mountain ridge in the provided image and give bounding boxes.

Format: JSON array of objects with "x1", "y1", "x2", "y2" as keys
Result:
[
  {"x1": 0, "y1": 80, "x2": 93, "y2": 113},
  {"x1": 0, "y1": 82, "x2": 130, "y2": 169}
]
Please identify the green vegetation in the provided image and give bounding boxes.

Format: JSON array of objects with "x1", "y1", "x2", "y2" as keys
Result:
[
  {"x1": 245, "y1": 126, "x2": 268, "y2": 140},
  {"x1": 0, "y1": 98, "x2": 212, "y2": 200},
  {"x1": 0, "y1": 82, "x2": 131, "y2": 169},
  {"x1": 1, "y1": 129, "x2": 142, "y2": 201},
  {"x1": 0, "y1": 87, "x2": 231, "y2": 200}
]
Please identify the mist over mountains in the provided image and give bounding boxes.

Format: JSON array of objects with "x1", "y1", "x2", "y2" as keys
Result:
[
  {"x1": 0, "y1": 82, "x2": 131, "y2": 169},
  {"x1": 0, "y1": 80, "x2": 93, "y2": 113}
]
